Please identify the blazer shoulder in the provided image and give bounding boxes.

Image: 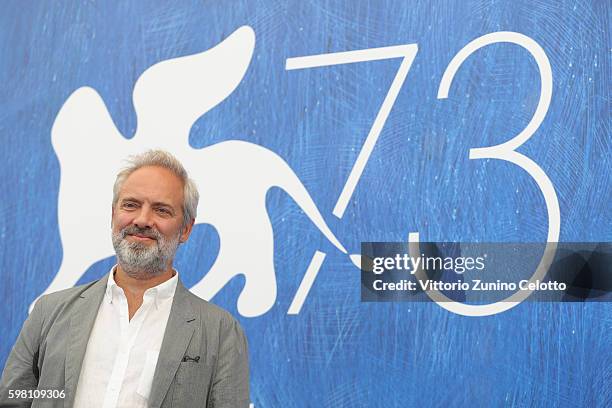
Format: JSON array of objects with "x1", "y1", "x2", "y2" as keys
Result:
[
  {"x1": 36, "y1": 277, "x2": 103, "y2": 311},
  {"x1": 184, "y1": 291, "x2": 241, "y2": 328}
]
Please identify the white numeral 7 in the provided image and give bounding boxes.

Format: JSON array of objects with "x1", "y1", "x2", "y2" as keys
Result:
[
  {"x1": 286, "y1": 44, "x2": 418, "y2": 218},
  {"x1": 284, "y1": 44, "x2": 417, "y2": 315}
]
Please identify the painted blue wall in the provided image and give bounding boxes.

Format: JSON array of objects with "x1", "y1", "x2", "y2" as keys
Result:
[{"x1": 0, "y1": 1, "x2": 609, "y2": 406}]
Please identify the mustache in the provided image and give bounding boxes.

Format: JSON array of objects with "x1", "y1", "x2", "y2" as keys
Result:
[{"x1": 120, "y1": 225, "x2": 162, "y2": 241}]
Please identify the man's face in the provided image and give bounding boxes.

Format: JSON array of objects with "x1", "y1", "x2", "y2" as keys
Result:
[{"x1": 111, "y1": 165, "x2": 193, "y2": 278}]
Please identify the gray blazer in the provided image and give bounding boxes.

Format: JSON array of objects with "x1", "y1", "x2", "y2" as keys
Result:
[{"x1": 0, "y1": 273, "x2": 250, "y2": 408}]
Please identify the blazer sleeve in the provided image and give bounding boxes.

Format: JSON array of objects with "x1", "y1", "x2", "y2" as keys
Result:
[
  {"x1": 208, "y1": 317, "x2": 249, "y2": 408},
  {"x1": 0, "y1": 297, "x2": 44, "y2": 404}
]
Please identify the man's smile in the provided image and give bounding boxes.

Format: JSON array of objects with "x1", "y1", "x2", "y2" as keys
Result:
[{"x1": 127, "y1": 234, "x2": 156, "y2": 241}]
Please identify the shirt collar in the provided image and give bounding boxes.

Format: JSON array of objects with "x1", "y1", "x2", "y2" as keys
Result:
[{"x1": 105, "y1": 265, "x2": 179, "y2": 309}]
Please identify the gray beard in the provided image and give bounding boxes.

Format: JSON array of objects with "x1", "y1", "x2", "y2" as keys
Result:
[{"x1": 112, "y1": 225, "x2": 180, "y2": 280}]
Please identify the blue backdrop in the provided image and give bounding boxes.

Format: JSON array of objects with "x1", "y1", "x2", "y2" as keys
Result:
[{"x1": 0, "y1": 1, "x2": 609, "y2": 406}]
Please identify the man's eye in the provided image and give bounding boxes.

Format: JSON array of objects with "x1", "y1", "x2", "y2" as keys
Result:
[
  {"x1": 122, "y1": 202, "x2": 137, "y2": 209},
  {"x1": 156, "y1": 208, "x2": 171, "y2": 215}
]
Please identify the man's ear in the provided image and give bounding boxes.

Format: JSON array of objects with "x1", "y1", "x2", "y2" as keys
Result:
[{"x1": 179, "y1": 219, "x2": 195, "y2": 243}]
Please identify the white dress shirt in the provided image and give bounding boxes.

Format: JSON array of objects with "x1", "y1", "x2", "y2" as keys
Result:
[{"x1": 73, "y1": 267, "x2": 178, "y2": 408}]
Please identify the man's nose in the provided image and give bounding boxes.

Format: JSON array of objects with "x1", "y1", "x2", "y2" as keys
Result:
[{"x1": 133, "y1": 206, "x2": 154, "y2": 228}]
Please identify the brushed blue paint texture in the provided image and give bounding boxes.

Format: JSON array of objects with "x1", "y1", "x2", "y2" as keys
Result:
[{"x1": 0, "y1": 1, "x2": 610, "y2": 407}]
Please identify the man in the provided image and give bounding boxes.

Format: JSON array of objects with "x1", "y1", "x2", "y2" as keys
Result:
[{"x1": 0, "y1": 150, "x2": 249, "y2": 407}]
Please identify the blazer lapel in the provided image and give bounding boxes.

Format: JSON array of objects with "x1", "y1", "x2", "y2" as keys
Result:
[
  {"x1": 64, "y1": 273, "x2": 109, "y2": 407},
  {"x1": 148, "y1": 279, "x2": 196, "y2": 408}
]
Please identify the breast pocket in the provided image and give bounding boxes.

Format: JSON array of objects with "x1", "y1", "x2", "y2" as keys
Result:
[
  {"x1": 175, "y1": 360, "x2": 203, "y2": 385},
  {"x1": 136, "y1": 350, "x2": 159, "y2": 399}
]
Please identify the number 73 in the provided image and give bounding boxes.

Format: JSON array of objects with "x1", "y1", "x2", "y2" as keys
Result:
[{"x1": 285, "y1": 32, "x2": 560, "y2": 317}]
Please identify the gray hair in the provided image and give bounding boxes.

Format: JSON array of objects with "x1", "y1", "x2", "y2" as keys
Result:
[{"x1": 112, "y1": 150, "x2": 199, "y2": 227}]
